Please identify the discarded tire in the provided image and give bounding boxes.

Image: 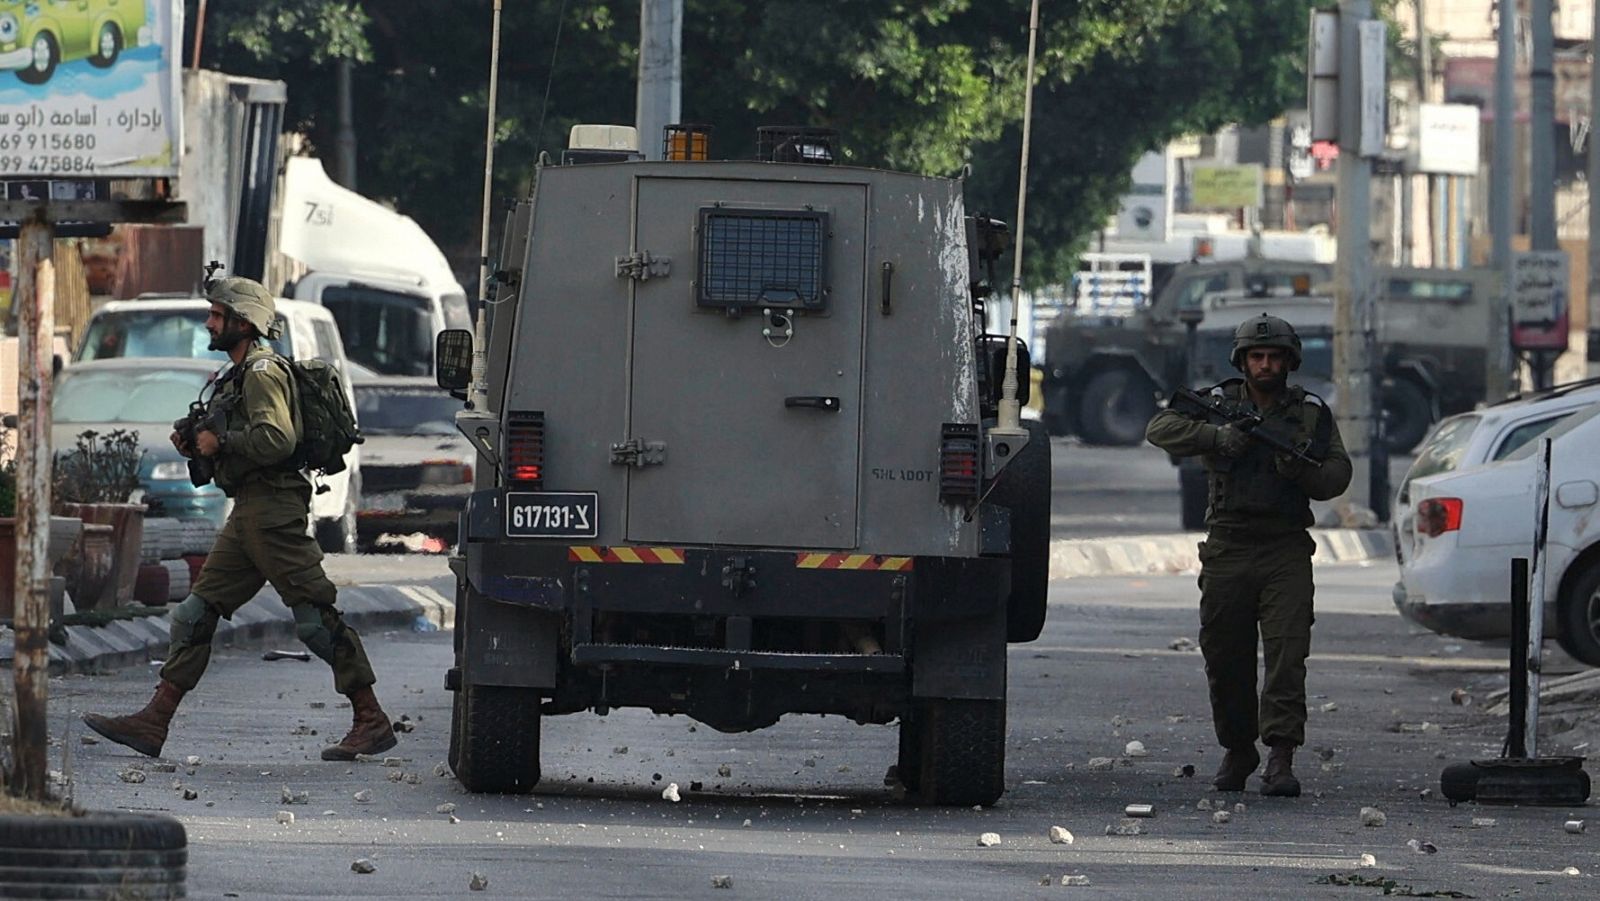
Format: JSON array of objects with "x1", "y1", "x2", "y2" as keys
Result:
[
  {"x1": 132, "y1": 564, "x2": 170, "y2": 605},
  {"x1": 0, "y1": 811, "x2": 186, "y2": 899},
  {"x1": 182, "y1": 554, "x2": 207, "y2": 585},
  {"x1": 139, "y1": 518, "x2": 184, "y2": 564},
  {"x1": 161, "y1": 560, "x2": 191, "y2": 602},
  {"x1": 179, "y1": 520, "x2": 218, "y2": 557}
]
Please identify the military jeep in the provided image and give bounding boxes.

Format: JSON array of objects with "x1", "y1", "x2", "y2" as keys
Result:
[{"x1": 435, "y1": 126, "x2": 1050, "y2": 806}]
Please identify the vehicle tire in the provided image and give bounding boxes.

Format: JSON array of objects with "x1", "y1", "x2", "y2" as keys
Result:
[
  {"x1": 315, "y1": 473, "x2": 360, "y2": 555},
  {"x1": 0, "y1": 811, "x2": 186, "y2": 898},
  {"x1": 1179, "y1": 464, "x2": 1208, "y2": 531},
  {"x1": 912, "y1": 697, "x2": 1006, "y2": 806},
  {"x1": 894, "y1": 712, "x2": 922, "y2": 794},
  {"x1": 447, "y1": 685, "x2": 465, "y2": 774},
  {"x1": 1077, "y1": 367, "x2": 1157, "y2": 446},
  {"x1": 452, "y1": 684, "x2": 542, "y2": 794},
  {"x1": 1041, "y1": 379, "x2": 1073, "y2": 437},
  {"x1": 91, "y1": 23, "x2": 122, "y2": 67},
  {"x1": 990, "y1": 420, "x2": 1050, "y2": 642},
  {"x1": 18, "y1": 32, "x2": 58, "y2": 85},
  {"x1": 1555, "y1": 562, "x2": 1600, "y2": 667},
  {"x1": 1382, "y1": 378, "x2": 1433, "y2": 455}
]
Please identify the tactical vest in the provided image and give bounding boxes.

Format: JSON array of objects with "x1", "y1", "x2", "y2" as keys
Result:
[{"x1": 1202, "y1": 379, "x2": 1330, "y2": 531}]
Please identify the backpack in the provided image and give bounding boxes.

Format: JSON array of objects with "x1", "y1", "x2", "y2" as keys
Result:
[{"x1": 257, "y1": 356, "x2": 364, "y2": 475}]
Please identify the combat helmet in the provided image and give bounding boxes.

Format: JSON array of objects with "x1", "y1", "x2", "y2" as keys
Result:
[
  {"x1": 206, "y1": 276, "x2": 282, "y2": 340},
  {"x1": 1230, "y1": 313, "x2": 1301, "y2": 371}
]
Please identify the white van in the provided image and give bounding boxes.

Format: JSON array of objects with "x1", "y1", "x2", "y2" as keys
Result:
[
  {"x1": 75, "y1": 295, "x2": 365, "y2": 553},
  {"x1": 288, "y1": 271, "x2": 471, "y2": 377}
]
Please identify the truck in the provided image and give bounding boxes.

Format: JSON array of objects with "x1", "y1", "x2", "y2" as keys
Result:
[
  {"x1": 1041, "y1": 258, "x2": 1494, "y2": 454},
  {"x1": 433, "y1": 124, "x2": 1051, "y2": 806}
]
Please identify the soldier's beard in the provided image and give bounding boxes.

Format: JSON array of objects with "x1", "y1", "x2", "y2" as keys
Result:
[
  {"x1": 1247, "y1": 370, "x2": 1288, "y2": 395},
  {"x1": 208, "y1": 319, "x2": 252, "y2": 352}
]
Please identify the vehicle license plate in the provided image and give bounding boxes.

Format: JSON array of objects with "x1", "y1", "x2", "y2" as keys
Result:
[{"x1": 505, "y1": 491, "x2": 599, "y2": 538}]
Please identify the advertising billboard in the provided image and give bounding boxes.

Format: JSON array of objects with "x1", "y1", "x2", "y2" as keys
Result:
[{"x1": 0, "y1": 0, "x2": 182, "y2": 179}]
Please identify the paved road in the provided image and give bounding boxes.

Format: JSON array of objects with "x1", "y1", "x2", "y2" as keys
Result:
[{"x1": 56, "y1": 560, "x2": 1595, "y2": 899}]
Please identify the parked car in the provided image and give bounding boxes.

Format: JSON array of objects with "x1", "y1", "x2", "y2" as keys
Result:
[
  {"x1": 1393, "y1": 378, "x2": 1600, "y2": 567},
  {"x1": 1398, "y1": 403, "x2": 1600, "y2": 665},
  {"x1": 0, "y1": 0, "x2": 150, "y2": 84},
  {"x1": 351, "y1": 376, "x2": 472, "y2": 550},
  {"x1": 73, "y1": 295, "x2": 363, "y2": 552},
  {"x1": 52, "y1": 359, "x2": 228, "y2": 527}
]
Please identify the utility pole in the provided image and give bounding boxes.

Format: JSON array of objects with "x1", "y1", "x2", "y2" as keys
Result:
[
  {"x1": 1528, "y1": 0, "x2": 1556, "y2": 389},
  {"x1": 1489, "y1": 0, "x2": 1518, "y2": 400},
  {"x1": 1589, "y1": 2, "x2": 1600, "y2": 377},
  {"x1": 1334, "y1": 0, "x2": 1382, "y2": 518},
  {"x1": 336, "y1": 58, "x2": 357, "y2": 190},
  {"x1": 636, "y1": 0, "x2": 683, "y2": 160},
  {"x1": 1413, "y1": 0, "x2": 1433, "y2": 264}
]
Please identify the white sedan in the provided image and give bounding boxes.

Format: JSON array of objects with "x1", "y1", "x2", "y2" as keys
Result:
[{"x1": 1399, "y1": 405, "x2": 1600, "y2": 665}]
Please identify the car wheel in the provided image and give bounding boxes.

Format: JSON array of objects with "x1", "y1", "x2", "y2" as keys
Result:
[
  {"x1": 910, "y1": 696, "x2": 1006, "y2": 806},
  {"x1": 1041, "y1": 379, "x2": 1073, "y2": 437},
  {"x1": 91, "y1": 23, "x2": 122, "y2": 68},
  {"x1": 18, "y1": 32, "x2": 58, "y2": 85},
  {"x1": 1077, "y1": 367, "x2": 1157, "y2": 446},
  {"x1": 1381, "y1": 378, "x2": 1433, "y2": 455},
  {"x1": 1555, "y1": 562, "x2": 1600, "y2": 666}
]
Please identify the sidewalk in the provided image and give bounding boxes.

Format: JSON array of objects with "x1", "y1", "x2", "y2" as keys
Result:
[{"x1": 1048, "y1": 527, "x2": 1392, "y2": 580}]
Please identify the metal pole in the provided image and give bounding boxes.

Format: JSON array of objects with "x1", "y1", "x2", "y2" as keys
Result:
[
  {"x1": 1412, "y1": 0, "x2": 1432, "y2": 265},
  {"x1": 468, "y1": 0, "x2": 504, "y2": 412},
  {"x1": 995, "y1": 0, "x2": 1043, "y2": 437},
  {"x1": 1526, "y1": 437, "x2": 1553, "y2": 758},
  {"x1": 336, "y1": 59, "x2": 358, "y2": 190},
  {"x1": 635, "y1": 0, "x2": 683, "y2": 160},
  {"x1": 1588, "y1": 1, "x2": 1600, "y2": 376},
  {"x1": 191, "y1": 0, "x2": 207, "y2": 72},
  {"x1": 11, "y1": 214, "x2": 53, "y2": 799},
  {"x1": 1335, "y1": 0, "x2": 1376, "y2": 513},
  {"x1": 1489, "y1": 0, "x2": 1518, "y2": 401},
  {"x1": 1529, "y1": 0, "x2": 1556, "y2": 390}
]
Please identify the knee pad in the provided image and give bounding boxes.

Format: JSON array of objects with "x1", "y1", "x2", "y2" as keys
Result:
[
  {"x1": 170, "y1": 594, "x2": 220, "y2": 647},
  {"x1": 293, "y1": 605, "x2": 341, "y2": 664}
]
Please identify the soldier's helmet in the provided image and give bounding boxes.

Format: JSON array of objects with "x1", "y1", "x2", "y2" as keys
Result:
[
  {"x1": 1230, "y1": 313, "x2": 1302, "y2": 371},
  {"x1": 206, "y1": 276, "x2": 282, "y2": 340}
]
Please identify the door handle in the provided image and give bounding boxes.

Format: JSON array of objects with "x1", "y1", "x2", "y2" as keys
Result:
[{"x1": 784, "y1": 396, "x2": 840, "y2": 412}]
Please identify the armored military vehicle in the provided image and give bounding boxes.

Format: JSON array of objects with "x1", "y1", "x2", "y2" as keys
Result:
[
  {"x1": 1040, "y1": 259, "x2": 1493, "y2": 454},
  {"x1": 433, "y1": 125, "x2": 1050, "y2": 806}
]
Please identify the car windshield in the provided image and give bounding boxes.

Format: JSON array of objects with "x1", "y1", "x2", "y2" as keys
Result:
[
  {"x1": 323, "y1": 285, "x2": 435, "y2": 377},
  {"x1": 78, "y1": 309, "x2": 290, "y2": 362},
  {"x1": 355, "y1": 385, "x2": 461, "y2": 436},
  {"x1": 55, "y1": 368, "x2": 213, "y2": 423},
  {"x1": 1402, "y1": 414, "x2": 1481, "y2": 488},
  {"x1": 1504, "y1": 404, "x2": 1600, "y2": 460}
]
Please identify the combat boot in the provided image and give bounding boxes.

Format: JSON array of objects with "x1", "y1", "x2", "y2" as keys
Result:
[
  {"x1": 1211, "y1": 744, "x2": 1260, "y2": 792},
  {"x1": 1260, "y1": 741, "x2": 1302, "y2": 797},
  {"x1": 321, "y1": 685, "x2": 398, "y2": 761},
  {"x1": 82, "y1": 680, "x2": 186, "y2": 758}
]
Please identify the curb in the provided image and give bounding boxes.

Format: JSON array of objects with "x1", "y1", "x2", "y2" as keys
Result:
[
  {"x1": 0, "y1": 585, "x2": 455, "y2": 677},
  {"x1": 1048, "y1": 528, "x2": 1392, "y2": 581}
]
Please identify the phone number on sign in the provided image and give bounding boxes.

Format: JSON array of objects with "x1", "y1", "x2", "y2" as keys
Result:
[
  {"x1": 0, "y1": 155, "x2": 97, "y2": 174},
  {"x1": 0, "y1": 133, "x2": 98, "y2": 151}
]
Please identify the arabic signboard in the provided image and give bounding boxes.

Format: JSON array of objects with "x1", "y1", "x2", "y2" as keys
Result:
[
  {"x1": 1511, "y1": 250, "x2": 1571, "y2": 352},
  {"x1": 1190, "y1": 164, "x2": 1263, "y2": 210},
  {"x1": 0, "y1": 1, "x2": 182, "y2": 178},
  {"x1": 1415, "y1": 103, "x2": 1481, "y2": 175}
]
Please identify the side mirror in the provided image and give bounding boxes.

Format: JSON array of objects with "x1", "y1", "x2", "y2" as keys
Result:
[{"x1": 435, "y1": 329, "x2": 474, "y2": 391}]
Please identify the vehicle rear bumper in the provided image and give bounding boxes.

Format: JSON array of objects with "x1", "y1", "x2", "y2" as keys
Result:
[{"x1": 1392, "y1": 579, "x2": 1560, "y2": 641}]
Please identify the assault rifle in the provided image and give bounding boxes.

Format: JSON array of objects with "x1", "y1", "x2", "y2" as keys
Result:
[
  {"x1": 1169, "y1": 386, "x2": 1324, "y2": 469},
  {"x1": 173, "y1": 386, "x2": 241, "y2": 487}
]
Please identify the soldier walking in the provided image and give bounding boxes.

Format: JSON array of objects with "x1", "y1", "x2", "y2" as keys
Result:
[
  {"x1": 1145, "y1": 314, "x2": 1351, "y2": 796},
  {"x1": 83, "y1": 277, "x2": 398, "y2": 762}
]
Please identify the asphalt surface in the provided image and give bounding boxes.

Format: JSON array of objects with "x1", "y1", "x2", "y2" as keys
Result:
[{"x1": 53, "y1": 560, "x2": 1597, "y2": 899}]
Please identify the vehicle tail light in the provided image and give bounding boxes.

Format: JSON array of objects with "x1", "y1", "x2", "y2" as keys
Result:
[
  {"x1": 506, "y1": 411, "x2": 544, "y2": 488},
  {"x1": 1416, "y1": 497, "x2": 1463, "y2": 538},
  {"x1": 420, "y1": 460, "x2": 474, "y2": 485},
  {"x1": 938, "y1": 423, "x2": 980, "y2": 504}
]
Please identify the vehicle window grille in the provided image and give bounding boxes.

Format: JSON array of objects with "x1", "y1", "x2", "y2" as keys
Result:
[
  {"x1": 939, "y1": 423, "x2": 981, "y2": 503},
  {"x1": 696, "y1": 209, "x2": 829, "y2": 311},
  {"x1": 506, "y1": 411, "x2": 545, "y2": 487}
]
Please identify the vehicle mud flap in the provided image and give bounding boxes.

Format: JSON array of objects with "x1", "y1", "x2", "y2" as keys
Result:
[
  {"x1": 988, "y1": 420, "x2": 1051, "y2": 642},
  {"x1": 910, "y1": 559, "x2": 1008, "y2": 700},
  {"x1": 460, "y1": 582, "x2": 561, "y2": 690},
  {"x1": 910, "y1": 694, "x2": 1006, "y2": 807},
  {"x1": 452, "y1": 684, "x2": 542, "y2": 794}
]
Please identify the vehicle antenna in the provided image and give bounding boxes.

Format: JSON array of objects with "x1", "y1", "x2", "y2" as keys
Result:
[
  {"x1": 469, "y1": 0, "x2": 505, "y2": 411},
  {"x1": 995, "y1": 0, "x2": 1041, "y2": 435}
]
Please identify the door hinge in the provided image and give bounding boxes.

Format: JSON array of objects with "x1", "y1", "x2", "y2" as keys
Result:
[
  {"x1": 609, "y1": 438, "x2": 667, "y2": 467},
  {"x1": 615, "y1": 250, "x2": 671, "y2": 281}
]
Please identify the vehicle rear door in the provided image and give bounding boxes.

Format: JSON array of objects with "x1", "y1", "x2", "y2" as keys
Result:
[{"x1": 624, "y1": 176, "x2": 867, "y2": 549}]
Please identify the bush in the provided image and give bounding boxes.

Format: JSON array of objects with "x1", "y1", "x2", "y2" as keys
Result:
[{"x1": 53, "y1": 429, "x2": 144, "y2": 505}]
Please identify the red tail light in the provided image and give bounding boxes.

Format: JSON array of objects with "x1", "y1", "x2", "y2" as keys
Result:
[
  {"x1": 1417, "y1": 497, "x2": 1463, "y2": 538},
  {"x1": 506, "y1": 411, "x2": 545, "y2": 488},
  {"x1": 938, "y1": 423, "x2": 980, "y2": 504}
]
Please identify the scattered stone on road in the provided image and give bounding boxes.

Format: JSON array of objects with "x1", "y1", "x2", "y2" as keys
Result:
[
  {"x1": 351, "y1": 859, "x2": 376, "y2": 874},
  {"x1": 717, "y1": 764, "x2": 732, "y2": 778},
  {"x1": 1196, "y1": 799, "x2": 1212, "y2": 811},
  {"x1": 1061, "y1": 875, "x2": 1091, "y2": 886},
  {"x1": 1450, "y1": 688, "x2": 1473, "y2": 706},
  {"x1": 184, "y1": 756, "x2": 201, "y2": 767},
  {"x1": 469, "y1": 872, "x2": 488, "y2": 891},
  {"x1": 1360, "y1": 807, "x2": 1387, "y2": 827},
  {"x1": 281, "y1": 786, "x2": 308, "y2": 805},
  {"x1": 1173, "y1": 764, "x2": 1195, "y2": 778},
  {"x1": 1212, "y1": 811, "x2": 1231, "y2": 824},
  {"x1": 275, "y1": 811, "x2": 295, "y2": 825},
  {"x1": 1471, "y1": 817, "x2": 1496, "y2": 828},
  {"x1": 436, "y1": 802, "x2": 457, "y2": 815},
  {"x1": 1319, "y1": 702, "x2": 1339, "y2": 713},
  {"x1": 977, "y1": 832, "x2": 1001, "y2": 847},
  {"x1": 662, "y1": 783, "x2": 681, "y2": 803},
  {"x1": 711, "y1": 875, "x2": 734, "y2": 889},
  {"x1": 1086, "y1": 757, "x2": 1115, "y2": 771},
  {"x1": 1406, "y1": 839, "x2": 1438, "y2": 854},
  {"x1": 1563, "y1": 867, "x2": 1581, "y2": 876},
  {"x1": 118, "y1": 769, "x2": 146, "y2": 784},
  {"x1": 1049, "y1": 826, "x2": 1074, "y2": 845},
  {"x1": 1359, "y1": 853, "x2": 1376, "y2": 868},
  {"x1": 1105, "y1": 821, "x2": 1143, "y2": 836},
  {"x1": 353, "y1": 789, "x2": 373, "y2": 803},
  {"x1": 182, "y1": 788, "x2": 198, "y2": 801},
  {"x1": 1124, "y1": 741, "x2": 1148, "y2": 757},
  {"x1": 1168, "y1": 637, "x2": 1196, "y2": 651}
]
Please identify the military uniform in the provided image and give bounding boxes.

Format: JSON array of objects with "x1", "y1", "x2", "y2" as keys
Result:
[
  {"x1": 1145, "y1": 314, "x2": 1352, "y2": 795},
  {"x1": 84, "y1": 277, "x2": 393, "y2": 762}
]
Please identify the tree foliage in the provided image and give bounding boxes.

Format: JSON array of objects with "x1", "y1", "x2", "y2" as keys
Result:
[{"x1": 184, "y1": 1, "x2": 1312, "y2": 286}]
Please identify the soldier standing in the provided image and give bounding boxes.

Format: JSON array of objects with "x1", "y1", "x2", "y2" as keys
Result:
[
  {"x1": 83, "y1": 277, "x2": 398, "y2": 762},
  {"x1": 1145, "y1": 314, "x2": 1351, "y2": 796}
]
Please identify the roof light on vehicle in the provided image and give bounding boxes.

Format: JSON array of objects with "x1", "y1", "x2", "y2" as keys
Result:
[
  {"x1": 1417, "y1": 497, "x2": 1463, "y2": 537},
  {"x1": 1192, "y1": 237, "x2": 1214, "y2": 260},
  {"x1": 664, "y1": 123, "x2": 712, "y2": 161},
  {"x1": 1291, "y1": 274, "x2": 1312, "y2": 295}
]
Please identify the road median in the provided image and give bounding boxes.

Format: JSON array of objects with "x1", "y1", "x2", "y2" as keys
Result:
[{"x1": 1049, "y1": 528, "x2": 1392, "y2": 581}]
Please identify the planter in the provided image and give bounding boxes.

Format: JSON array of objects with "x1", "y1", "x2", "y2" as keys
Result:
[
  {"x1": 61, "y1": 502, "x2": 147, "y2": 606},
  {"x1": 0, "y1": 515, "x2": 86, "y2": 620},
  {"x1": 58, "y1": 522, "x2": 116, "y2": 612}
]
